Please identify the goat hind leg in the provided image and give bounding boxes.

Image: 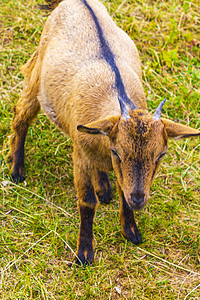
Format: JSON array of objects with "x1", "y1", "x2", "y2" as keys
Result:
[
  {"x1": 8, "y1": 96, "x2": 40, "y2": 182},
  {"x1": 95, "y1": 171, "x2": 112, "y2": 204}
]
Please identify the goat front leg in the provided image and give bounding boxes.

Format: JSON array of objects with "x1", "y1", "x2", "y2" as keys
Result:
[
  {"x1": 8, "y1": 95, "x2": 40, "y2": 182},
  {"x1": 74, "y1": 159, "x2": 98, "y2": 266},
  {"x1": 117, "y1": 182, "x2": 142, "y2": 245}
]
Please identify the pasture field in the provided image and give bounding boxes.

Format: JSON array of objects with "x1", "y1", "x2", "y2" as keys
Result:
[{"x1": 0, "y1": 0, "x2": 200, "y2": 299}]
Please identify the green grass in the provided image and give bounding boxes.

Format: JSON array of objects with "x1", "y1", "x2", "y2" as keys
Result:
[{"x1": 0, "y1": 0, "x2": 200, "y2": 299}]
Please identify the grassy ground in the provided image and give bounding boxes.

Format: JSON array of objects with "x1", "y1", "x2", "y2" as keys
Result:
[{"x1": 0, "y1": 0, "x2": 200, "y2": 299}]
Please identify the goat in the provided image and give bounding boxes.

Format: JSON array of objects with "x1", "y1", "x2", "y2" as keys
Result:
[{"x1": 8, "y1": 0, "x2": 200, "y2": 265}]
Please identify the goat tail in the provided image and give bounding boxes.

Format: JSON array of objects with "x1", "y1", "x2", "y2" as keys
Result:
[
  {"x1": 20, "y1": 50, "x2": 41, "y2": 100},
  {"x1": 39, "y1": 0, "x2": 64, "y2": 11}
]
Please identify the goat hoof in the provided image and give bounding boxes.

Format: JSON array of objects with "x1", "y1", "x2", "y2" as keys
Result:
[
  {"x1": 131, "y1": 232, "x2": 142, "y2": 245},
  {"x1": 11, "y1": 173, "x2": 25, "y2": 183},
  {"x1": 123, "y1": 232, "x2": 142, "y2": 245},
  {"x1": 122, "y1": 227, "x2": 142, "y2": 245},
  {"x1": 75, "y1": 249, "x2": 94, "y2": 266}
]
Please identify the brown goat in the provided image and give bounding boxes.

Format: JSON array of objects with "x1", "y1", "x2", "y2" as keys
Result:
[{"x1": 9, "y1": 0, "x2": 200, "y2": 265}]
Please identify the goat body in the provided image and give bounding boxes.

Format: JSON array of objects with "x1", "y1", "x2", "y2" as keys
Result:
[{"x1": 9, "y1": 0, "x2": 200, "y2": 265}]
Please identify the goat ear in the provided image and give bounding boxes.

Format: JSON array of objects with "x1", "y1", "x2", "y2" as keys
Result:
[
  {"x1": 77, "y1": 125, "x2": 106, "y2": 135},
  {"x1": 162, "y1": 118, "x2": 200, "y2": 139},
  {"x1": 77, "y1": 116, "x2": 119, "y2": 136}
]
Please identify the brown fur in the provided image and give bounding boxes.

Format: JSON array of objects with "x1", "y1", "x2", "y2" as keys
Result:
[{"x1": 9, "y1": 0, "x2": 200, "y2": 265}]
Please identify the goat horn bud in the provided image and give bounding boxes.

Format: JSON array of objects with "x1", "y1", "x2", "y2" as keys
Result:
[
  {"x1": 119, "y1": 97, "x2": 130, "y2": 120},
  {"x1": 153, "y1": 98, "x2": 166, "y2": 121}
]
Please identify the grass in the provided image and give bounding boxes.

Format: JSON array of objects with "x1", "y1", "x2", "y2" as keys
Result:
[{"x1": 0, "y1": 0, "x2": 200, "y2": 299}]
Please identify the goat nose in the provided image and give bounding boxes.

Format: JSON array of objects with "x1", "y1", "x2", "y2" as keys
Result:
[
  {"x1": 130, "y1": 191, "x2": 145, "y2": 210},
  {"x1": 131, "y1": 191, "x2": 145, "y2": 202}
]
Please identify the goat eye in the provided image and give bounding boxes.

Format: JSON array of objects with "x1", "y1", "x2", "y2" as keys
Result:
[
  {"x1": 111, "y1": 149, "x2": 121, "y2": 162},
  {"x1": 157, "y1": 152, "x2": 167, "y2": 161}
]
